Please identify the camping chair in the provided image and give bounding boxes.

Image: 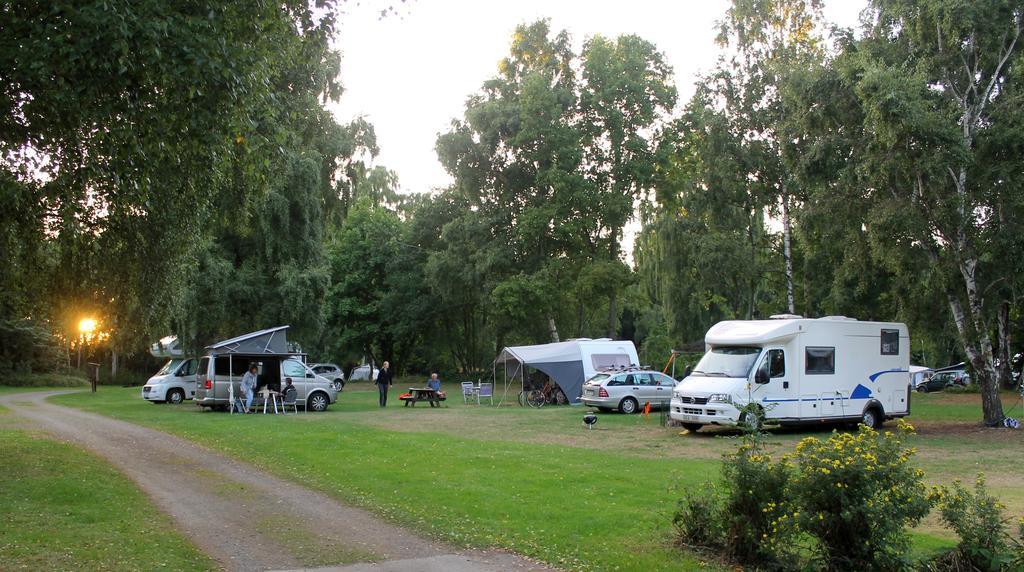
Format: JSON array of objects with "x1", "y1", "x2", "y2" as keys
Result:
[
  {"x1": 461, "y1": 382, "x2": 477, "y2": 403},
  {"x1": 477, "y1": 382, "x2": 493, "y2": 405},
  {"x1": 282, "y1": 387, "x2": 299, "y2": 414}
]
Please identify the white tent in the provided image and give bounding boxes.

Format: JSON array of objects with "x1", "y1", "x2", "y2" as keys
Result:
[{"x1": 493, "y1": 338, "x2": 640, "y2": 405}]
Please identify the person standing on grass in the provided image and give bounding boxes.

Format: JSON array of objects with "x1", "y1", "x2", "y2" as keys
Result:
[
  {"x1": 375, "y1": 361, "x2": 393, "y2": 407},
  {"x1": 240, "y1": 363, "x2": 258, "y2": 414}
]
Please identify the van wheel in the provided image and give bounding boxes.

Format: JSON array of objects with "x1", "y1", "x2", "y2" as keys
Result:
[
  {"x1": 332, "y1": 379, "x2": 344, "y2": 392},
  {"x1": 307, "y1": 393, "x2": 329, "y2": 412},
  {"x1": 682, "y1": 423, "x2": 703, "y2": 432},
  {"x1": 860, "y1": 407, "x2": 883, "y2": 429},
  {"x1": 619, "y1": 397, "x2": 639, "y2": 414},
  {"x1": 739, "y1": 407, "x2": 764, "y2": 432},
  {"x1": 167, "y1": 389, "x2": 185, "y2": 405}
]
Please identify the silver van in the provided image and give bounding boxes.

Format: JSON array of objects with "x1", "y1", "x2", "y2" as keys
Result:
[{"x1": 194, "y1": 354, "x2": 337, "y2": 412}]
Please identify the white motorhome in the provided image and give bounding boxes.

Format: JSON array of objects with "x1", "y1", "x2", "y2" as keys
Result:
[{"x1": 670, "y1": 316, "x2": 910, "y2": 431}]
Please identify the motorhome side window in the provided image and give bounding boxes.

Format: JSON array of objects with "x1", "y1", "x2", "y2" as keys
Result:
[
  {"x1": 768, "y1": 350, "x2": 785, "y2": 377},
  {"x1": 880, "y1": 329, "x2": 899, "y2": 355},
  {"x1": 805, "y1": 347, "x2": 835, "y2": 375}
]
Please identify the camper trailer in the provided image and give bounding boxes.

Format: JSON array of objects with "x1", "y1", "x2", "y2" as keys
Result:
[{"x1": 670, "y1": 316, "x2": 910, "y2": 431}]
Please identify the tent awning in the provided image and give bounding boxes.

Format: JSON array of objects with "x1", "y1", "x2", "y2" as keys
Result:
[{"x1": 206, "y1": 326, "x2": 290, "y2": 354}]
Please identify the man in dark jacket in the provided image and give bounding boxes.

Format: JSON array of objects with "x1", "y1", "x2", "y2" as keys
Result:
[{"x1": 375, "y1": 361, "x2": 393, "y2": 407}]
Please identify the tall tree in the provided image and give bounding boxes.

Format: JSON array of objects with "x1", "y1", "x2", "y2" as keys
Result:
[
  {"x1": 849, "y1": 0, "x2": 1023, "y2": 425},
  {"x1": 0, "y1": 0, "x2": 344, "y2": 353},
  {"x1": 435, "y1": 20, "x2": 675, "y2": 347},
  {"x1": 714, "y1": 0, "x2": 828, "y2": 315}
]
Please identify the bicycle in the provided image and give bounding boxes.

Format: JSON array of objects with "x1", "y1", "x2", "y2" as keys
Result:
[{"x1": 518, "y1": 382, "x2": 566, "y2": 408}]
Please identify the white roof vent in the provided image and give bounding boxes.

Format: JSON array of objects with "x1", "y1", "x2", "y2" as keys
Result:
[
  {"x1": 769, "y1": 313, "x2": 803, "y2": 320},
  {"x1": 820, "y1": 315, "x2": 857, "y2": 321}
]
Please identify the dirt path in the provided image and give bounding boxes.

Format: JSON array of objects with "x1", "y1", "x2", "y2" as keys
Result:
[{"x1": 1, "y1": 391, "x2": 550, "y2": 572}]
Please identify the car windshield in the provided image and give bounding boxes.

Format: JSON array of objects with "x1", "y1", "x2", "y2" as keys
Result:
[
  {"x1": 586, "y1": 374, "x2": 610, "y2": 385},
  {"x1": 691, "y1": 347, "x2": 762, "y2": 378},
  {"x1": 156, "y1": 359, "x2": 183, "y2": 376}
]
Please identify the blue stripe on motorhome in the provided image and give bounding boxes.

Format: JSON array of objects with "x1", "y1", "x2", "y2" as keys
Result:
[{"x1": 868, "y1": 368, "x2": 909, "y2": 382}]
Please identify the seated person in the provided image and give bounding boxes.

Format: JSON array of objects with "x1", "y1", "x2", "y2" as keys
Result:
[
  {"x1": 281, "y1": 378, "x2": 296, "y2": 400},
  {"x1": 426, "y1": 372, "x2": 441, "y2": 392}
]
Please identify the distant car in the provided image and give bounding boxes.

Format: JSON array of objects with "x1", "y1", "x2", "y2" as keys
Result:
[
  {"x1": 581, "y1": 369, "x2": 677, "y2": 413},
  {"x1": 310, "y1": 363, "x2": 345, "y2": 391},
  {"x1": 916, "y1": 371, "x2": 962, "y2": 392},
  {"x1": 348, "y1": 364, "x2": 378, "y2": 382}
]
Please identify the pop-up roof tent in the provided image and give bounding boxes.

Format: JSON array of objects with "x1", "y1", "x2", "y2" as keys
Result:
[
  {"x1": 205, "y1": 325, "x2": 291, "y2": 355},
  {"x1": 493, "y1": 338, "x2": 640, "y2": 405}
]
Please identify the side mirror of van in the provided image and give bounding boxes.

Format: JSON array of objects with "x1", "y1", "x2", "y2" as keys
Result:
[{"x1": 755, "y1": 369, "x2": 769, "y2": 384}]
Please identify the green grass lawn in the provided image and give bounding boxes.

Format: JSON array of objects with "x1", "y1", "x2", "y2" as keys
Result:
[
  {"x1": 0, "y1": 427, "x2": 215, "y2": 571},
  {"x1": 40, "y1": 382, "x2": 1023, "y2": 570}
]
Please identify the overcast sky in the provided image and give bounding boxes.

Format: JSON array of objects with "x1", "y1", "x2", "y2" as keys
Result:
[{"x1": 329, "y1": 0, "x2": 867, "y2": 195}]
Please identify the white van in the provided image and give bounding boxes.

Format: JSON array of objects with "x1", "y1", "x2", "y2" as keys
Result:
[
  {"x1": 670, "y1": 316, "x2": 910, "y2": 431},
  {"x1": 142, "y1": 358, "x2": 199, "y2": 404}
]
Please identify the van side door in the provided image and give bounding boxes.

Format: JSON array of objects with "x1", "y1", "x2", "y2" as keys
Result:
[
  {"x1": 751, "y1": 348, "x2": 796, "y2": 420},
  {"x1": 177, "y1": 359, "x2": 198, "y2": 398}
]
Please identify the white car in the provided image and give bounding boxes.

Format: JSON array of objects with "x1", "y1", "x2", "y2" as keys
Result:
[
  {"x1": 348, "y1": 364, "x2": 379, "y2": 381},
  {"x1": 142, "y1": 358, "x2": 198, "y2": 404}
]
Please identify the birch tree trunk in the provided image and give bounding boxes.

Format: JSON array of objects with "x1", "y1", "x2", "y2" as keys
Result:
[
  {"x1": 781, "y1": 191, "x2": 795, "y2": 315},
  {"x1": 547, "y1": 316, "x2": 560, "y2": 343}
]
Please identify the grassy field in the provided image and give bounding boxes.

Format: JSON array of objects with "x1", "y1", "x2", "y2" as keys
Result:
[
  {"x1": 0, "y1": 424, "x2": 215, "y2": 570},
  {"x1": 39, "y1": 381, "x2": 1023, "y2": 570}
]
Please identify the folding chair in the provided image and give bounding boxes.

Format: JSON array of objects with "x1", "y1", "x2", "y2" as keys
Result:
[
  {"x1": 282, "y1": 387, "x2": 299, "y2": 414},
  {"x1": 477, "y1": 382, "x2": 493, "y2": 405},
  {"x1": 461, "y1": 382, "x2": 477, "y2": 404}
]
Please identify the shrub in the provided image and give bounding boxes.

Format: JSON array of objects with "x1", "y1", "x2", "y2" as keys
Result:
[
  {"x1": 0, "y1": 319, "x2": 66, "y2": 375},
  {"x1": 672, "y1": 484, "x2": 725, "y2": 552},
  {"x1": 720, "y1": 442, "x2": 793, "y2": 566},
  {"x1": 673, "y1": 436, "x2": 793, "y2": 569},
  {"x1": 932, "y1": 476, "x2": 1015, "y2": 571},
  {"x1": 944, "y1": 384, "x2": 981, "y2": 395},
  {"x1": 787, "y1": 420, "x2": 933, "y2": 571}
]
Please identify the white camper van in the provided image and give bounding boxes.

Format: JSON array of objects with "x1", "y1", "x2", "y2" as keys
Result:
[{"x1": 670, "y1": 316, "x2": 910, "y2": 431}]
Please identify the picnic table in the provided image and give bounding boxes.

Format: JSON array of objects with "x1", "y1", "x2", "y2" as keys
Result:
[{"x1": 400, "y1": 387, "x2": 446, "y2": 407}]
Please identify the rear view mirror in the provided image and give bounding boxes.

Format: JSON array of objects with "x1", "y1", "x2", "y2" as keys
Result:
[{"x1": 755, "y1": 369, "x2": 769, "y2": 384}]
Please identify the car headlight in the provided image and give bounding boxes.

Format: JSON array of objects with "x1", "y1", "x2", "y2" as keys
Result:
[{"x1": 708, "y1": 393, "x2": 733, "y2": 404}]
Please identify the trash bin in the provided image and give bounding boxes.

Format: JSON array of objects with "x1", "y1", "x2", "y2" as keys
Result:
[{"x1": 87, "y1": 362, "x2": 101, "y2": 393}]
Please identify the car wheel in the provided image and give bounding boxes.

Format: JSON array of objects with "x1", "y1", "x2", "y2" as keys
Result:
[
  {"x1": 916, "y1": 384, "x2": 928, "y2": 393},
  {"x1": 332, "y1": 379, "x2": 344, "y2": 392},
  {"x1": 167, "y1": 389, "x2": 185, "y2": 405},
  {"x1": 682, "y1": 423, "x2": 703, "y2": 432},
  {"x1": 307, "y1": 393, "x2": 329, "y2": 412},
  {"x1": 619, "y1": 397, "x2": 639, "y2": 414},
  {"x1": 860, "y1": 407, "x2": 883, "y2": 429}
]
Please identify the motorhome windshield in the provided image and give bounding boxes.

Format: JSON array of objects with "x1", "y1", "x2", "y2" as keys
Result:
[
  {"x1": 155, "y1": 359, "x2": 183, "y2": 376},
  {"x1": 691, "y1": 347, "x2": 761, "y2": 378}
]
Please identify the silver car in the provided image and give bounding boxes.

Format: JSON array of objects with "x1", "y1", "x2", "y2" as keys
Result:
[
  {"x1": 581, "y1": 369, "x2": 677, "y2": 414},
  {"x1": 310, "y1": 363, "x2": 345, "y2": 391}
]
